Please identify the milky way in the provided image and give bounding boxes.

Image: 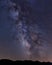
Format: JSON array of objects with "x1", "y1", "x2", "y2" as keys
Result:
[{"x1": 0, "y1": 0, "x2": 52, "y2": 62}]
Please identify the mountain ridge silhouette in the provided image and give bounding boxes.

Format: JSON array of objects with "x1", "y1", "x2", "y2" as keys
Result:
[{"x1": 0, "y1": 59, "x2": 52, "y2": 65}]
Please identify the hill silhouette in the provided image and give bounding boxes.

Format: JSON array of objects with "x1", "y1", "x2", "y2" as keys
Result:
[{"x1": 0, "y1": 59, "x2": 52, "y2": 65}]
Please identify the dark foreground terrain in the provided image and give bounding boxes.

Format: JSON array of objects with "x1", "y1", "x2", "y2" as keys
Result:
[{"x1": 0, "y1": 59, "x2": 52, "y2": 65}]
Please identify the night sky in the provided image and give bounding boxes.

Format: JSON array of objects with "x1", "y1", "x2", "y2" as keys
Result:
[{"x1": 0, "y1": 0, "x2": 52, "y2": 62}]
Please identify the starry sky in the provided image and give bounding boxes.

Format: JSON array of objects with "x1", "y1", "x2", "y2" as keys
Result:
[{"x1": 0, "y1": 0, "x2": 52, "y2": 62}]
